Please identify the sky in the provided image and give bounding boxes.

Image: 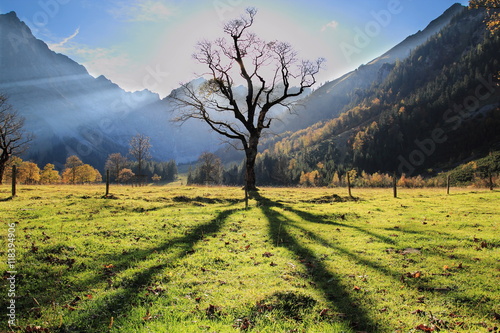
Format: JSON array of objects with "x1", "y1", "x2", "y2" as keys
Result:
[{"x1": 0, "y1": 0, "x2": 469, "y2": 98}]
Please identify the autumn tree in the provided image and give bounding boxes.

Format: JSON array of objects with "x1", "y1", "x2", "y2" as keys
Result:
[
  {"x1": 64, "y1": 155, "x2": 84, "y2": 184},
  {"x1": 40, "y1": 163, "x2": 61, "y2": 184},
  {"x1": 470, "y1": 0, "x2": 500, "y2": 79},
  {"x1": 117, "y1": 168, "x2": 134, "y2": 183},
  {"x1": 1, "y1": 156, "x2": 22, "y2": 184},
  {"x1": 75, "y1": 164, "x2": 102, "y2": 183},
  {"x1": 0, "y1": 95, "x2": 32, "y2": 184},
  {"x1": 105, "y1": 153, "x2": 129, "y2": 181},
  {"x1": 18, "y1": 161, "x2": 41, "y2": 184},
  {"x1": 62, "y1": 163, "x2": 101, "y2": 184},
  {"x1": 172, "y1": 8, "x2": 323, "y2": 190},
  {"x1": 470, "y1": 0, "x2": 500, "y2": 33},
  {"x1": 129, "y1": 134, "x2": 152, "y2": 179}
]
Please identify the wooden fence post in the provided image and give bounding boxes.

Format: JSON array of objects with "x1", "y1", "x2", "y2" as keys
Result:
[
  {"x1": 393, "y1": 172, "x2": 398, "y2": 198},
  {"x1": 347, "y1": 172, "x2": 352, "y2": 198},
  {"x1": 11, "y1": 165, "x2": 17, "y2": 197},
  {"x1": 489, "y1": 170, "x2": 493, "y2": 191},
  {"x1": 447, "y1": 174, "x2": 451, "y2": 195},
  {"x1": 105, "y1": 170, "x2": 110, "y2": 196}
]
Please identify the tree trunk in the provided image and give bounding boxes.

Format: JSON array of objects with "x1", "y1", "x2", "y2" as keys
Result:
[
  {"x1": 0, "y1": 164, "x2": 4, "y2": 185},
  {"x1": 244, "y1": 136, "x2": 259, "y2": 191}
]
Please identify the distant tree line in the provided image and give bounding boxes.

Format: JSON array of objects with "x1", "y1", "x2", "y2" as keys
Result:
[
  {"x1": 1, "y1": 133, "x2": 178, "y2": 185},
  {"x1": 1, "y1": 155, "x2": 101, "y2": 185}
]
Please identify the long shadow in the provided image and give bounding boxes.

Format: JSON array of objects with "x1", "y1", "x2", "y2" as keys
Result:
[
  {"x1": 287, "y1": 222, "x2": 402, "y2": 280},
  {"x1": 288, "y1": 197, "x2": 477, "y2": 263},
  {"x1": 55, "y1": 207, "x2": 239, "y2": 333},
  {"x1": 289, "y1": 204, "x2": 397, "y2": 245},
  {"x1": 256, "y1": 193, "x2": 499, "y2": 329},
  {"x1": 255, "y1": 193, "x2": 381, "y2": 332}
]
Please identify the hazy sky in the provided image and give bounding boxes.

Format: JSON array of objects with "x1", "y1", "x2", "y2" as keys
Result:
[{"x1": 1, "y1": 0, "x2": 469, "y2": 97}]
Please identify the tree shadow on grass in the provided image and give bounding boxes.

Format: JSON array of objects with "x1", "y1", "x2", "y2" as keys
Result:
[
  {"x1": 289, "y1": 204, "x2": 398, "y2": 246},
  {"x1": 53, "y1": 207, "x2": 240, "y2": 333},
  {"x1": 255, "y1": 192, "x2": 500, "y2": 331},
  {"x1": 254, "y1": 193, "x2": 382, "y2": 332}
]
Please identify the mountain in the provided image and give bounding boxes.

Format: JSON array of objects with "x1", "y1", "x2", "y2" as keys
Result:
[
  {"x1": 0, "y1": 11, "x2": 219, "y2": 171},
  {"x1": 2, "y1": 4, "x2": 495, "y2": 182},
  {"x1": 253, "y1": 5, "x2": 500, "y2": 185},
  {"x1": 276, "y1": 3, "x2": 466, "y2": 133}
]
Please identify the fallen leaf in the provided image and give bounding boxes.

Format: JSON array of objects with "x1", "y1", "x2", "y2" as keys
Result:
[
  {"x1": 206, "y1": 304, "x2": 222, "y2": 318},
  {"x1": 319, "y1": 308, "x2": 329, "y2": 317},
  {"x1": 69, "y1": 296, "x2": 81, "y2": 306},
  {"x1": 405, "y1": 271, "x2": 421, "y2": 278},
  {"x1": 235, "y1": 317, "x2": 252, "y2": 330},
  {"x1": 142, "y1": 311, "x2": 152, "y2": 321},
  {"x1": 415, "y1": 324, "x2": 435, "y2": 331}
]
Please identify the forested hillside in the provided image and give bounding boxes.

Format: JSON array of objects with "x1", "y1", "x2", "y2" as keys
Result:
[{"x1": 252, "y1": 7, "x2": 500, "y2": 186}]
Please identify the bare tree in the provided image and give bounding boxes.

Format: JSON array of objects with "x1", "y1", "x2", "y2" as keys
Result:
[
  {"x1": 0, "y1": 95, "x2": 32, "y2": 184},
  {"x1": 129, "y1": 134, "x2": 152, "y2": 178},
  {"x1": 105, "y1": 153, "x2": 130, "y2": 181},
  {"x1": 171, "y1": 8, "x2": 323, "y2": 191},
  {"x1": 188, "y1": 152, "x2": 224, "y2": 185}
]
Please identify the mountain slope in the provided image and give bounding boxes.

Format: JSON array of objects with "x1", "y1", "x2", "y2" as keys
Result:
[
  {"x1": 0, "y1": 11, "x2": 218, "y2": 170},
  {"x1": 254, "y1": 6, "x2": 500, "y2": 185},
  {"x1": 278, "y1": 3, "x2": 466, "y2": 133}
]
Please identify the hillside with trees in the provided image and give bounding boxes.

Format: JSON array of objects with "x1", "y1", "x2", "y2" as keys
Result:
[{"x1": 249, "y1": 6, "x2": 499, "y2": 186}]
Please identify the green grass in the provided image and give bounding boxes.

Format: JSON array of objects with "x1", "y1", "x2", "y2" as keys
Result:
[{"x1": 1, "y1": 185, "x2": 499, "y2": 332}]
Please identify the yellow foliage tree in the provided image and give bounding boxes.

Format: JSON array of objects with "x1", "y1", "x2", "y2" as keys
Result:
[
  {"x1": 331, "y1": 172, "x2": 341, "y2": 187},
  {"x1": 1, "y1": 156, "x2": 22, "y2": 183},
  {"x1": 64, "y1": 155, "x2": 84, "y2": 184},
  {"x1": 62, "y1": 164, "x2": 101, "y2": 184},
  {"x1": 18, "y1": 161, "x2": 40, "y2": 184},
  {"x1": 470, "y1": 0, "x2": 500, "y2": 33},
  {"x1": 40, "y1": 163, "x2": 60, "y2": 184},
  {"x1": 117, "y1": 168, "x2": 135, "y2": 183}
]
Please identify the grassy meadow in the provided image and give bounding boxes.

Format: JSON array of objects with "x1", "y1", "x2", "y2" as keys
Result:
[{"x1": 0, "y1": 184, "x2": 499, "y2": 332}]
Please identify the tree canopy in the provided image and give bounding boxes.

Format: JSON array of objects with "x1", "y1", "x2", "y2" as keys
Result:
[{"x1": 172, "y1": 8, "x2": 323, "y2": 190}]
